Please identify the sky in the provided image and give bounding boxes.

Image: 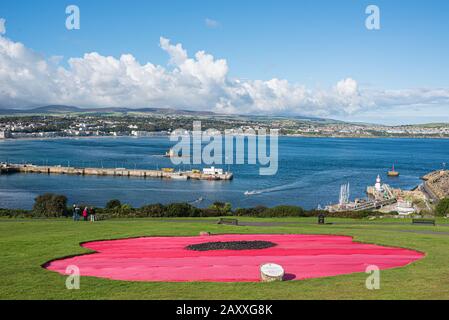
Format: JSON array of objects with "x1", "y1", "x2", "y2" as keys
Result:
[{"x1": 0, "y1": 0, "x2": 449, "y2": 124}]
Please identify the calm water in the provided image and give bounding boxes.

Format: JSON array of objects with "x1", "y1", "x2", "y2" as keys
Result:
[{"x1": 1, "y1": 137, "x2": 448, "y2": 210}]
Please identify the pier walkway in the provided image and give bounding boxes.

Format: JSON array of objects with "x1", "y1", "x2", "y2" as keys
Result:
[
  {"x1": 0, "y1": 163, "x2": 233, "y2": 181},
  {"x1": 326, "y1": 184, "x2": 397, "y2": 213},
  {"x1": 352, "y1": 198, "x2": 397, "y2": 211},
  {"x1": 353, "y1": 184, "x2": 397, "y2": 211}
]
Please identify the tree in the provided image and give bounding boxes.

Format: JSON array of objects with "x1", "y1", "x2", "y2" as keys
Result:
[
  {"x1": 212, "y1": 201, "x2": 226, "y2": 208},
  {"x1": 209, "y1": 202, "x2": 232, "y2": 215},
  {"x1": 140, "y1": 204, "x2": 165, "y2": 217},
  {"x1": 33, "y1": 193, "x2": 68, "y2": 217},
  {"x1": 165, "y1": 203, "x2": 200, "y2": 217},
  {"x1": 435, "y1": 198, "x2": 449, "y2": 217},
  {"x1": 106, "y1": 199, "x2": 121, "y2": 210}
]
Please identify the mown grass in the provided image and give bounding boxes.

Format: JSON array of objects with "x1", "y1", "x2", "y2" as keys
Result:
[{"x1": 1, "y1": 217, "x2": 449, "y2": 300}]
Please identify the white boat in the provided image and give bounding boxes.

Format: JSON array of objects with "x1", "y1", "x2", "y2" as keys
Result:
[
  {"x1": 170, "y1": 173, "x2": 188, "y2": 181},
  {"x1": 244, "y1": 190, "x2": 259, "y2": 196},
  {"x1": 203, "y1": 166, "x2": 224, "y2": 175}
]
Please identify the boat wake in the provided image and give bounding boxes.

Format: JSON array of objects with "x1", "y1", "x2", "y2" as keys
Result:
[
  {"x1": 189, "y1": 197, "x2": 204, "y2": 204},
  {"x1": 243, "y1": 170, "x2": 356, "y2": 197}
]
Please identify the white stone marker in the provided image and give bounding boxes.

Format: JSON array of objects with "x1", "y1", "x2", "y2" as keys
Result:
[{"x1": 260, "y1": 263, "x2": 284, "y2": 282}]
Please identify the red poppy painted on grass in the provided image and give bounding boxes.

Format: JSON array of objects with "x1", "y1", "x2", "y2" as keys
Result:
[{"x1": 45, "y1": 234, "x2": 423, "y2": 282}]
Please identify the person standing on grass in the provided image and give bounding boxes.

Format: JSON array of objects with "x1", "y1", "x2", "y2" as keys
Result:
[
  {"x1": 74, "y1": 205, "x2": 81, "y2": 221},
  {"x1": 89, "y1": 207, "x2": 96, "y2": 222},
  {"x1": 72, "y1": 204, "x2": 77, "y2": 221},
  {"x1": 82, "y1": 207, "x2": 88, "y2": 221}
]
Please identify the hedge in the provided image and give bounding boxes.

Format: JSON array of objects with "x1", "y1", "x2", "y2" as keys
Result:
[{"x1": 0, "y1": 193, "x2": 396, "y2": 220}]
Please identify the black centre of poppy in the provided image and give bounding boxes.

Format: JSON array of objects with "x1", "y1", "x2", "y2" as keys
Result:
[{"x1": 186, "y1": 240, "x2": 276, "y2": 251}]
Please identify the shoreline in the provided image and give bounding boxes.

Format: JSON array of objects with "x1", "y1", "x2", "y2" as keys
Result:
[
  {"x1": 3, "y1": 134, "x2": 449, "y2": 142},
  {"x1": 0, "y1": 134, "x2": 169, "y2": 142}
]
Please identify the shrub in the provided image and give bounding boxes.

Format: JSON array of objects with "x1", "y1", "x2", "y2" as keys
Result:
[
  {"x1": 33, "y1": 193, "x2": 68, "y2": 217},
  {"x1": 106, "y1": 199, "x2": 122, "y2": 209},
  {"x1": 282, "y1": 209, "x2": 381, "y2": 219},
  {"x1": 234, "y1": 205, "x2": 305, "y2": 217},
  {"x1": 435, "y1": 198, "x2": 449, "y2": 217},
  {"x1": 300, "y1": 209, "x2": 325, "y2": 217},
  {"x1": 208, "y1": 202, "x2": 232, "y2": 215},
  {"x1": 165, "y1": 203, "x2": 200, "y2": 217},
  {"x1": 140, "y1": 204, "x2": 166, "y2": 217},
  {"x1": 213, "y1": 201, "x2": 226, "y2": 208},
  {"x1": 0, "y1": 208, "x2": 31, "y2": 218},
  {"x1": 199, "y1": 208, "x2": 224, "y2": 217},
  {"x1": 261, "y1": 205, "x2": 305, "y2": 217},
  {"x1": 121, "y1": 204, "x2": 133, "y2": 211},
  {"x1": 234, "y1": 206, "x2": 268, "y2": 217},
  {"x1": 22, "y1": 194, "x2": 394, "y2": 220}
]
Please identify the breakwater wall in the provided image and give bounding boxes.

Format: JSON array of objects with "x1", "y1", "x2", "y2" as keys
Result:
[{"x1": 0, "y1": 164, "x2": 233, "y2": 181}]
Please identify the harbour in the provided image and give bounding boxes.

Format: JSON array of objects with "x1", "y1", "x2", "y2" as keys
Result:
[
  {"x1": 1, "y1": 136, "x2": 448, "y2": 210},
  {"x1": 326, "y1": 176, "x2": 399, "y2": 213},
  {"x1": 325, "y1": 171, "x2": 447, "y2": 216}
]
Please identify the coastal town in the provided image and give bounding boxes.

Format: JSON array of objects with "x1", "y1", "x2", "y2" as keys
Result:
[{"x1": 2, "y1": 108, "x2": 449, "y2": 139}]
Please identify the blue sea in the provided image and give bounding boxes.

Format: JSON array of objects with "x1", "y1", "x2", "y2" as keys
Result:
[{"x1": 1, "y1": 137, "x2": 448, "y2": 210}]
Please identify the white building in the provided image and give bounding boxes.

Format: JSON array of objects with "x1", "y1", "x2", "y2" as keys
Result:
[
  {"x1": 0, "y1": 130, "x2": 11, "y2": 139},
  {"x1": 131, "y1": 131, "x2": 152, "y2": 137},
  {"x1": 203, "y1": 167, "x2": 223, "y2": 175},
  {"x1": 375, "y1": 175, "x2": 383, "y2": 192},
  {"x1": 396, "y1": 200, "x2": 415, "y2": 216}
]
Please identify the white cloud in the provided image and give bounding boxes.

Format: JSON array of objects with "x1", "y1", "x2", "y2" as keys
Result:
[
  {"x1": 0, "y1": 18, "x2": 449, "y2": 121},
  {"x1": 335, "y1": 78, "x2": 358, "y2": 96},
  {"x1": 205, "y1": 18, "x2": 220, "y2": 29},
  {"x1": 159, "y1": 37, "x2": 187, "y2": 65}
]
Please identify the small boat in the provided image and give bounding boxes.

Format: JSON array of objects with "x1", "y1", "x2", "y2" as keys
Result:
[
  {"x1": 387, "y1": 164, "x2": 400, "y2": 177},
  {"x1": 171, "y1": 175, "x2": 188, "y2": 181},
  {"x1": 164, "y1": 149, "x2": 175, "y2": 158},
  {"x1": 170, "y1": 171, "x2": 188, "y2": 180},
  {"x1": 244, "y1": 190, "x2": 259, "y2": 196},
  {"x1": 190, "y1": 197, "x2": 204, "y2": 204},
  {"x1": 164, "y1": 149, "x2": 189, "y2": 158}
]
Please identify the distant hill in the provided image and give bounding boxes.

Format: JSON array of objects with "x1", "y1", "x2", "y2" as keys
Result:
[
  {"x1": 0, "y1": 105, "x2": 217, "y2": 116},
  {"x1": 0, "y1": 104, "x2": 346, "y2": 124},
  {"x1": 27, "y1": 105, "x2": 82, "y2": 113}
]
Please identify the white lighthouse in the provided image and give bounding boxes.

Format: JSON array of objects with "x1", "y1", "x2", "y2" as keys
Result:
[{"x1": 375, "y1": 175, "x2": 383, "y2": 192}]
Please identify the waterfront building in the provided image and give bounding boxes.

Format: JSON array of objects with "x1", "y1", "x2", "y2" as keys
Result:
[
  {"x1": 131, "y1": 131, "x2": 153, "y2": 137},
  {"x1": 0, "y1": 130, "x2": 11, "y2": 139},
  {"x1": 396, "y1": 200, "x2": 415, "y2": 216}
]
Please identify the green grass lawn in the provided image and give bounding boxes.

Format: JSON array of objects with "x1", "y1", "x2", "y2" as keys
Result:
[{"x1": 1, "y1": 217, "x2": 449, "y2": 300}]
